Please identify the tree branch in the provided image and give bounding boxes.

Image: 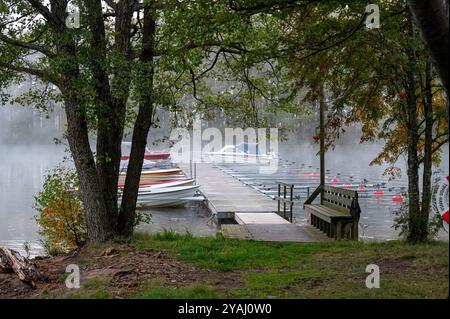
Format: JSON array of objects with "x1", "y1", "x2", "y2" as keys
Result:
[
  {"x1": 0, "y1": 33, "x2": 55, "y2": 58},
  {"x1": 0, "y1": 61, "x2": 59, "y2": 84},
  {"x1": 228, "y1": 0, "x2": 319, "y2": 15},
  {"x1": 27, "y1": 0, "x2": 62, "y2": 29}
]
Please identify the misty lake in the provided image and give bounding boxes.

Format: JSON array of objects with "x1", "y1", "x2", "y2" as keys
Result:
[{"x1": 0, "y1": 139, "x2": 448, "y2": 257}]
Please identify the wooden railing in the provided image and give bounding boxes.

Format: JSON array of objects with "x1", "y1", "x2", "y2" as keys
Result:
[{"x1": 275, "y1": 181, "x2": 294, "y2": 222}]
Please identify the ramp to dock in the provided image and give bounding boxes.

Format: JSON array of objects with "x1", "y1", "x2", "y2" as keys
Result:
[
  {"x1": 221, "y1": 224, "x2": 329, "y2": 242},
  {"x1": 181, "y1": 163, "x2": 327, "y2": 242}
]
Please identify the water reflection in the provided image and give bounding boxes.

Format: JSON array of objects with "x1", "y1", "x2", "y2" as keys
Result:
[{"x1": 137, "y1": 202, "x2": 217, "y2": 237}]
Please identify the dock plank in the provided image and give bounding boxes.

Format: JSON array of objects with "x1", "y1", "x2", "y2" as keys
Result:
[
  {"x1": 181, "y1": 163, "x2": 276, "y2": 215},
  {"x1": 235, "y1": 212, "x2": 290, "y2": 225},
  {"x1": 246, "y1": 224, "x2": 329, "y2": 242}
]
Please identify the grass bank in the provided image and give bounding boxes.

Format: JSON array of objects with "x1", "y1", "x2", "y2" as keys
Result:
[{"x1": 60, "y1": 231, "x2": 448, "y2": 299}]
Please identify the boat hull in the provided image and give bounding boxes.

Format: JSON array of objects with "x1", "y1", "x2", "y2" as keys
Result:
[
  {"x1": 139, "y1": 168, "x2": 182, "y2": 176},
  {"x1": 118, "y1": 174, "x2": 187, "y2": 186},
  {"x1": 119, "y1": 185, "x2": 200, "y2": 208},
  {"x1": 118, "y1": 179, "x2": 193, "y2": 189},
  {"x1": 119, "y1": 168, "x2": 181, "y2": 177},
  {"x1": 124, "y1": 179, "x2": 195, "y2": 192},
  {"x1": 121, "y1": 152, "x2": 170, "y2": 161}
]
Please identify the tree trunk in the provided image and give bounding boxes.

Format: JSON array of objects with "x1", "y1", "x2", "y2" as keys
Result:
[
  {"x1": 95, "y1": 103, "x2": 125, "y2": 232},
  {"x1": 84, "y1": 0, "x2": 133, "y2": 229},
  {"x1": 407, "y1": 0, "x2": 449, "y2": 94},
  {"x1": 49, "y1": 2, "x2": 115, "y2": 242},
  {"x1": 86, "y1": 0, "x2": 119, "y2": 225},
  {"x1": 405, "y1": 84, "x2": 423, "y2": 243},
  {"x1": 319, "y1": 84, "x2": 326, "y2": 187},
  {"x1": 49, "y1": 1, "x2": 116, "y2": 243},
  {"x1": 404, "y1": 10, "x2": 424, "y2": 243},
  {"x1": 407, "y1": 0, "x2": 449, "y2": 123},
  {"x1": 420, "y1": 60, "x2": 434, "y2": 236},
  {"x1": 64, "y1": 92, "x2": 115, "y2": 242},
  {"x1": 116, "y1": 4, "x2": 156, "y2": 237}
]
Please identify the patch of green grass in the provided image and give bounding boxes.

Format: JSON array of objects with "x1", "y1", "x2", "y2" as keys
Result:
[
  {"x1": 62, "y1": 276, "x2": 113, "y2": 299},
  {"x1": 53, "y1": 232, "x2": 449, "y2": 299},
  {"x1": 133, "y1": 232, "x2": 326, "y2": 270},
  {"x1": 57, "y1": 272, "x2": 70, "y2": 283},
  {"x1": 41, "y1": 288, "x2": 49, "y2": 297},
  {"x1": 243, "y1": 268, "x2": 335, "y2": 290},
  {"x1": 82, "y1": 276, "x2": 111, "y2": 289},
  {"x1": 154, "y1": 229, "x2": 194, "y2": 241},
  {"x1": 132, "y1": 232, "x2": 448, "y2": 298},
  {"x1": 227, "y1": 268, "x2": 335, "y2": 299},
  {"x1": 133, "y1": 284, "x2": 217, "y2": 299},
  {"x1": 65, "y1": 289, "x2": 112, "y2": 299}
]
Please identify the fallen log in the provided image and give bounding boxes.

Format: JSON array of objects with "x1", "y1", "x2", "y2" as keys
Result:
[{"x1": 0, "y1": 247, "x2": 38, "y2": 288}]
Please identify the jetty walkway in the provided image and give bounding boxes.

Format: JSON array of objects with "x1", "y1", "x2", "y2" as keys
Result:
[{"x1": 181, "y1": 163, "x2": 328, "y2": 242}]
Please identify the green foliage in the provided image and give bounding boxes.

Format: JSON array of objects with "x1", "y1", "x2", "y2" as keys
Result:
[
  {"x1": 133, "y1": 284, "x2": 216, "y2": 299},
  {"x1": 0, "y1": 1, "x2": 7, "y2": 13},
  {"x1": 22, "y1": 241, "x2": 31, "y2": 258},
  {"x1": 134, "y1": 210, "x2": 152, "y2": 227},
  {"x1": 34, "y1": 166, "x2": 86, "y2": 255},
  {"x1": 154, "y1": 229, "x2": 193, "y2": 241},
  {"x1": 393, "y1": 198, "x2": 444, "y2": 241}
]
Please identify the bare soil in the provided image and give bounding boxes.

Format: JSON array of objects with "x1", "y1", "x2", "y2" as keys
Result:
[{"x1": 0, "y1": 244, "x2": 240, "y2": 299}]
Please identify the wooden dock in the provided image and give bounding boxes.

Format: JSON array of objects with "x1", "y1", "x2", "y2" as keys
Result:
[{"x1": 181, "y1": 163, "x2": 328, "y2": 242}]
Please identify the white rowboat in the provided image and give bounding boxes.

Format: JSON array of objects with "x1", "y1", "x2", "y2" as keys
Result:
[{"x1": 118, "y1": 185, "x2": 200, "y2": 207}]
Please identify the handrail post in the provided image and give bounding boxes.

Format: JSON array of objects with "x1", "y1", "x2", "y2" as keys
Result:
[
  {"x1": 194, "y1": 162, "x2": 197, "y2": 185},
  {"x1": 290, "y1": 184, "x2": 294, "y2": 222},
  {"x1": 277, "y1": 183, "x2": 281, "y2": 215},
  {"x1": 319, "y1": 83, "x2": 326, "y2": 187}
]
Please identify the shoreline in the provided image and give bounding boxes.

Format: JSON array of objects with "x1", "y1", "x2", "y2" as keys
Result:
[{"x1": 1, "y1": 232, "x2": 448, "y2": 299}]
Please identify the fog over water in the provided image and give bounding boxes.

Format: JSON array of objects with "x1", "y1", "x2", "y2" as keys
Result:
[
  {"x1": 0, "y1": 87, "x2": 448, "y2": 256},
  {"x1": 0, "y1": 144, "x2": 66, "y2": 256}
]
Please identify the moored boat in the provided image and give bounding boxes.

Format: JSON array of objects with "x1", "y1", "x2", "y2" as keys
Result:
[
  {"x1": 139, "y1": 168, "x2": 182, "y2": 176},
  {"x1": 121, "y1": 141, "x2": 170, "y2": 161},
  {"x1": 118, "y1": 185, "x2": 200, "y2": 207},
  {"x1": 118, "y1": 174, "x2": 187, "y2": 186},
  {"x1": 120, "y1": 152, "x2": 170, "y2": 161},
  {"x1": 119, "y1": 168, "x2": 182, "y2": 177},
  {"x1": 138, "y1": 179, "x2": 194, "y2": 191},
  {"x1": 117, "y1": 179, "x2": 194, "y2": 190},
  {"x1": 204, "y1": 142, "x2": 277, "y2": 163},
  {"x1": 120, "y1": 158, "x2": 157, "y2": 170}
]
